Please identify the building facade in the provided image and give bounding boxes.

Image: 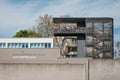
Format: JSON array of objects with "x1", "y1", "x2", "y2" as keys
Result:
[
  {"x1": 53, "y1": 18, "x2": 113, "y2": 58},
  {"x1": 0, "y1": 17, "x2": 114, "y2": 60},
  {"x1": 0, "y1": 38, "x2": 53, "y2": 48},
  {"x1": 0, "y1": 38, "x2": 61, "y2": 62}
]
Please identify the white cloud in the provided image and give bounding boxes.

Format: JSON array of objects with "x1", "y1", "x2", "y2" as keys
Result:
[
  {"x1": 0, "y1": 0, "x2": 120, "y2": 38},
  {"x1": 0, "y1": 0, "x2": 38, "y2": 37},
  {"x1": 38, "y1": 0, "x2": 120, "y2": 27}
]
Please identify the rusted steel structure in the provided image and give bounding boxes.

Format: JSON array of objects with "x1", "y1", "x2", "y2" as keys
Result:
[{"x1": 53, "y1": 18, "x2": 113, "y2": 58}]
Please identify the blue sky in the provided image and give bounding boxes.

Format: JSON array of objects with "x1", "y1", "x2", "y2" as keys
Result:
[{"x1": 0, "y1": 0, "x2": 120, "y2": 43}]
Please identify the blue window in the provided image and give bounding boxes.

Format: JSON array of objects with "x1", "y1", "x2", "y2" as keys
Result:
[
  {"x1": 30, "y1": 43, "x2": 35, "y2": 48},
  {"x1": 8, "y1": 43, "x2": 10, "y2": 48},
  {"x1": 22, "y1": 44, "x2": 24, "y2": 48},
  {"x1": 48, "y1": 43, "x2": 51, "y2": 48},
  {"x1": 45, "y1": 43, "x2": 47, "y2": 48},
  {"x1": 19, "y1": 43, "x2": 22, "y2": 48},
  {"x1": 7, "y1": 43, "x2": 28, "y2": 48},
  {"x1": 22, "y1": 43, "x2": 28, "y2": 48},
  {"x1": 25, "y1": 43, "x2": 28, "y2": 48},
  {"x1": 8, "y1": 43, "x2": 12, "y2": 48},
  {"x1": 41, "y1": 43, "x2": 44, "y2": 48},
  {"x1": 0, "y1": 43, "x2": 6, "y2": 48},
  {"x1": 38, "y1": 43, "x2": 40, "y2": 48},
  {"x1": 30, "y1": 43, "x2": 33, "y2": 48},
  {"x1": 30, "y1": 43, "x2": 51, "y2": 48}
]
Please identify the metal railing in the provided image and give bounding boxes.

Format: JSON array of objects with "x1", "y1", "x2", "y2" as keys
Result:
[{"x1": 54, "y1": 26, "x2": 86, "y2": 33}]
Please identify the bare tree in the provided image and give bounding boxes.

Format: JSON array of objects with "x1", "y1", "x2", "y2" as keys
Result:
[{"x1": 36, "y1": 14, "x2": 53, "y2": 37}]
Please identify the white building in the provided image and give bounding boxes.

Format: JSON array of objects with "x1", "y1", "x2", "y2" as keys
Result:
[{"x1": 0, "y1": 38, "x2": 53, "y2": 48}]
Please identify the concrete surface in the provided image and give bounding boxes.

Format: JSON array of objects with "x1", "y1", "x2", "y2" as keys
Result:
[
  {"x1": 0, "y1": 63, "x2": 87, "y2": 80},
  {"x1": 0, "y1": 48, "x2": 60, "y2": 63},
  {"x1": 0, "y1": 57, "x2": 120, "y2": 80},
  {"x1": 89, "y1": 59, "x2": 120, "y2": 80}
]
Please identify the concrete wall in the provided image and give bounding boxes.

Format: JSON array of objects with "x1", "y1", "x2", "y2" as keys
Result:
[
  {"x1": 0, "y1": 48, "x2": 60, "y2": 63},
  {"x1": 89, "y1": 59, "x2": 120, "y2": 80},
  {"x1": 1, "y1": 59, "x2": 120, "y2": 80},
  {"x1": 0, "y1": 63, "x2": 87, "y2": 80}
]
